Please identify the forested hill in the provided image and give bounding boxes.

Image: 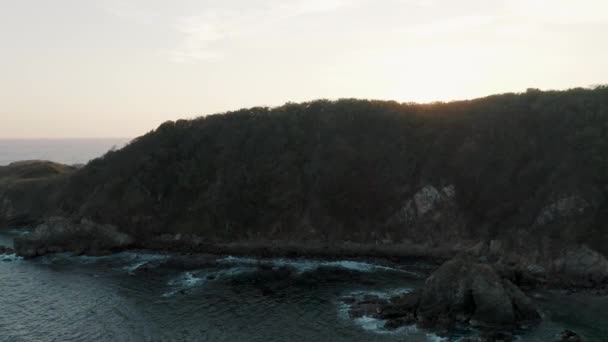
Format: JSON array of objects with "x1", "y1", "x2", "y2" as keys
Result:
[{"x1": 21, "y1": 87, "x2": 608, "y2": 257}]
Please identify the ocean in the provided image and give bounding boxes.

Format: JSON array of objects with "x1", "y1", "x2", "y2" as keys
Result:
[
  {"x1": 0, "y1": 138, "x2": 131, "y2": 166},
  {"x1": 0, "y1": 228, "x2": 607, "y2": 341}
]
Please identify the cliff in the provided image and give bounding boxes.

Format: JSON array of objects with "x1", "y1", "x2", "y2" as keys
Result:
[{"x1": 3, "y1": 88, "x2": 608, "y2": 286}]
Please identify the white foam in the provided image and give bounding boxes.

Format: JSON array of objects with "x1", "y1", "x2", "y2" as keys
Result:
[
  {"x1": 161, "y1": 266, "x2": 259, "y2": 297},
  {"x1": 337, "y1": 290, "x2": 471, "y2": 341},
  {"x1": 162, "y1": 271, "x2": 206, "y2": 297},
  {"x1": 1, "y1": 253, "x2": 23, "y2": 262},
  {"x1": 213, "y1": 266, "x2": 258, "y2": 278},
  {"x1": 426, "y1": 334, "x2": 448, "y2": 342},
  {"x1": 352, "y1": 315, "x2": 421, "y2": 336},
  {"x1": 216, "y1": 256, "x2": 420, "y2": 276},
  {"x1": 121, "y1": 253, "x2": 169, "y2": 273},
  {"x1": 6, "y1": 229, "x2": 30, "y2": 236},
  {"x1": 169, "y1": 271, "x2": 205, "y2": 287},
  {"x1": 123, "y1": 261, "x2": 150, "y2": 273},
  {"x1": 348, "y1": 287, "x2": 413, "y2": 300}
]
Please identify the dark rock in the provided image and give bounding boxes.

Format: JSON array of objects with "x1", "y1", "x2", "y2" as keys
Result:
[
  {"x1": 554, "y1": 246, "x2": 608, "y2": 285},
  {"x1": 14, "y1": 217, "x2": 133, "y2": 258},
  {"x1": 461, "y1": 331, "x2": 515, "y2": 342},
  {"x1": 417, "y1": 257, "x2": 540, "y2": 328},
  {"x1": 479, "y1": 330, "x2": 515, "y2": 342},
  {"x1": 348, "y1": 302, "x2": 383, "y2": 319},
  {"x1": 378, "y1": 292, "x2": 421, "y2": 320},
  {"x1": 0, "y1": 245, "x2": 14, "y2": 255},
  {"x1": 347, "y1": 294, "x2": 389, "y2": 319},
  {"x1": 343, "y1": 257, "x2": 540, "y2": 337},
  {"x1": 556, "y1": 329, "x2": 582, "y2": 342},
  {"x1": 383, "y1": 313, "x2": 416, "y2": 329},
  {"x1": 339, "y1": 296, "x2": 356, "y2": 304}
]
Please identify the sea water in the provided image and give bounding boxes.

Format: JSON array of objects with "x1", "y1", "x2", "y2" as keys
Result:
[{"x1": 0, "y1": 230, "x2": 607, "y2": 342}]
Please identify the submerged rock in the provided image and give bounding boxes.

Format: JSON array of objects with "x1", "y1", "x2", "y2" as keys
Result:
[{"x1": 14, "y1": 217, "x2": 133, "y2": 258}]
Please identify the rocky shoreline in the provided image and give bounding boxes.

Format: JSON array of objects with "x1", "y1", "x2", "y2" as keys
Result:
[
  {"x1": 2, "y1": 224, "x2": 598, "y2": 341},
  {"x1": 342, "y1": 257, "x2": 542, "y2": 341},
  {"x1": 10, "y1": 217, "x2": 608, "y2": 292}
]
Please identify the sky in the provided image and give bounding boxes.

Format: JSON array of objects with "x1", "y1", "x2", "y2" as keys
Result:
[{"x1": 1, "y1": 0, "x2": 607, "y2": 138}]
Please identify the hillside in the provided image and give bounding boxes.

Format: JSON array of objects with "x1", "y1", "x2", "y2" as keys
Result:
[
  {"x1": 0, "y1": 161, "x2": 76, "y2": 226},
  {"x1": 4, "y1": 87, "x2": 608, "y2": 284}
]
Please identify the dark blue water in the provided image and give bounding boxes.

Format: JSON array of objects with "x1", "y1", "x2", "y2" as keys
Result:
[
  {"x1": 0, "y1": 139, "x2": 130, "y2": 166},
  {"x1": 0, "y1": 230, "x2": 607, "y2": 342}
]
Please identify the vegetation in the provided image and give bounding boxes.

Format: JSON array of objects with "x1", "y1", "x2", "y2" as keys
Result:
[
  {"x1": 8, "y1": 88, "x2": 608, "y2": 254},
  {"x1": 0, "y1": 161, "x2": 76, "y2": 226}
]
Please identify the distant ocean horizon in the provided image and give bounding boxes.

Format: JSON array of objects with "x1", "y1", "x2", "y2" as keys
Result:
[{"x1": 0, "y1": 138, "x2": 131, "y2": 166}]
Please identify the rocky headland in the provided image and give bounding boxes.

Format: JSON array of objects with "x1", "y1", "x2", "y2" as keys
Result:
[{"x1": 1, "y1": 89, "x2": 608, "y2": 338}]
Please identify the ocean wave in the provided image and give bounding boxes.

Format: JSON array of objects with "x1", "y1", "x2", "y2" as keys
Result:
[
  {"x1": 161, "y1": 266, "x2": 259, "y2": 297},
  {"x1": 347, "y1": 287, "x2": 413, "y2": 299},
  {"x1": 162, "y1": 272, "x2": 205, "y2": 297},
  {"x1": 121, "y1": 254, "x2": 170, "y2": 274},
  {"x1": 217, "y1": 256, "x2": 421, "y2": 276},
  {"x1": 337, "y1": 290, "x2": 477, "y2": 342},
  {"x1": 6, "y1": 228, "x2": 31, "y2": 236},
  {"x1": 1, "y1": 253, "x2": 23, "y2": 262},
  {"x1": 336, "y1": 301, "x2": 420, "y2": 336}
]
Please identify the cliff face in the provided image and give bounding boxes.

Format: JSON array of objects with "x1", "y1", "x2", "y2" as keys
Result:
[{"x1": 2, "y1": 88, "x2": 608, "y2": 285}]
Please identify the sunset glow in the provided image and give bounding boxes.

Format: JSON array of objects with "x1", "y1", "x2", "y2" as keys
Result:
[{"x1": 2, "y1": 0, "x2": 607, "y2": 137}]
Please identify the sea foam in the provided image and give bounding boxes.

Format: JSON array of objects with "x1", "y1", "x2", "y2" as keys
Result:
[{"x1": 217, "y1": 256, "x2": 420, "y2": 276}]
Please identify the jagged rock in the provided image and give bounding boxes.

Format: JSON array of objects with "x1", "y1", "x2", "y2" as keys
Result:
[
  {"x1": 348, "y1": 295, "x2": 388, "y2": 318},
  {"x1": 556, "y1": 329, "x2": 582, "y2": 342},
  {"x1": 349, "y1": 302, "x2": 383, "y2": 318},
  {"x1": 0, "y1": 245, "x2": 14, "y2": 254},
  {"x1": 345, "y1": 257, "x2": 540, "y2": 334},
  {"x1": 417, "y1": 258, "x2": 540, "y2": 328},
  {"x1": 441, "y1": 185, "x2": 456, "y2": 198},
  {"x1": 414, "y1": 185, "x2": 443, "y2": 216},
  {"x1": 14, "y1": 217, "x2": 133, "y2": 258},
  {"x1": 553, "y1": 245, "x2": 608, "y2": 285},
  {"x1": 384, "y1": 314, "x2": 416, "y2": 329},
  {"x1": 535, "y1": 196, "x2": 589, "y2": 226},
  {"x1": 389, "y1": 184, "x2": 457, "y2": 224},
  {"x1": 388, "y1": 199, "x2": 416, "y2": 224}
]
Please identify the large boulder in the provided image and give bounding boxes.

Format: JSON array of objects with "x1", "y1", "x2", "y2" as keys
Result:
[
  {"x1": 553, "y1": 245, "x2": 608, "y2": 285},
  {"x1": 416, "y1": 257, "x2": 540, "y2": 328},
  {"x1": 14, "y1": 217, "x2": 133, "y2": 258},
  {"x1": 345, "y1": 257, "x2": 540, "y2": 334}
]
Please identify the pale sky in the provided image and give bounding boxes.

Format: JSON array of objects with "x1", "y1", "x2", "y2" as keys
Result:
[{"x1": 1, "y1": 0, "x2": 607, "y2": 138}]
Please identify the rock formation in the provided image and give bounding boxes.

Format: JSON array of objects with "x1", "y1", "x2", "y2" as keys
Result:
[
  {"x1": 345, "y1": 257, "x2": 540, "y2": 334},
  {"x1": 14, "y1": 217, "x2": 133, "y2": 258}
]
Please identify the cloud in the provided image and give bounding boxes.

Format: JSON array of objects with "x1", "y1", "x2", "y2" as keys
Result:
[
  {"x1": 277, "y1": 0, "x2": 356, "y2": 15},
  {"x1": 505, "y1": 0, "x2": 608, "y2": 24},
  {"x1": 102, "y1": 0, "x2": 159, "y2": 22},
  {"x1": 401, "y1": 14, "x2": 497, "y2": 37},
  {"x1": 168, "y1": 0, "x2": 357, "y2": 62},
  {"x1": 169, "y1": 13, "x2": 227, "y2": 62}
]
